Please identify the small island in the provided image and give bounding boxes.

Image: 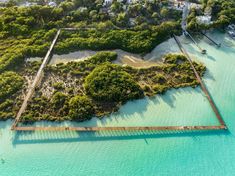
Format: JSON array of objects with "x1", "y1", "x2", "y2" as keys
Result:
[
  {"x1": 20, "y1": 52, "x2": 205, "y2": 122},
  {"x1": 0, "y1": 0, "x2": 233, "y2": 123}
]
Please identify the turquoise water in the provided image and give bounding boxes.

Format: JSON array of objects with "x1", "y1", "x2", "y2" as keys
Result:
[{"x1": 1, "y1": 32, "x2": 235, "y2": 175}]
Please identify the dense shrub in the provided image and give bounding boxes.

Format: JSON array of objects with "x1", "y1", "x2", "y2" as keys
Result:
[
  {"x1": 0, "y1": 71, "x2": 23, "y2": 103},
  {"x1": 55, "y1": 21, "x2": 181, "y2": 54},
  {"x1": 163, "y1": 54, "x2": 186, "y2": 64},
  {"x1": 88, "y1": 51, "x2": 117, "y2": 64},
  {"x1": 51, "y1": 92, "x2": 68, "y2": 109},
  {"x1": 68, "y1": 95, "x2": 94, "y2": 121},
  {"x1": 84, "y1": 63, "x2": 143, "y2": 102},
  {"x1": 187, "y1": 0, "x2": 235, "y2": 31}
]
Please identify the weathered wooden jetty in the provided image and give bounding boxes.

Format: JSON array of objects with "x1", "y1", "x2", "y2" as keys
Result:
[
  {"x1": 201, "y1": 32, "x2": 221, "y2": 47},
  {"x1": 11, "y1": 30, "x2": 227, "y2": 132},
  {"x1": 11, "y1": 29, "x2": 61, "y2": 130},
  {"x1": 173, "y1": 34, "x2": 226, "y2": 128},
  {"x1": 14, "y1": 125, "x2": 225, "y2": 132},
  {"x1": 184, "y1": 30, "x2": 207, "y2": 54}
]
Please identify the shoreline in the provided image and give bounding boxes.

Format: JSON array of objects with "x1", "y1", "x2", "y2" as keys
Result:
[
  {"x1": 29, "y1": 36, "x2": 183, "y2": 68},
  {"x1": 18, "y1": 52, "x2": 206, "y2": 124},
  {"x1": 48, "y1": 49, "x2": 160, "y2": 68},
  {"x1": 6, "y1": 31, "x2": 227, "y2": 125},
  {"x1": 28, "y1": 36, "x2": 182, "y2": 68}
]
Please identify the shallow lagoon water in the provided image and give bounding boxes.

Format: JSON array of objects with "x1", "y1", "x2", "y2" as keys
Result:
[{"x1": 1, "y1": 32, "x2": 235, "y2": 175}]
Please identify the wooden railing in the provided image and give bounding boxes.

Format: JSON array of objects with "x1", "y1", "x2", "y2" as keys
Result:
[
  {"x1": 173, "y1": 34, "x2": 226, "y2": 129},
  {"x1": 11, "y1": 32, "x2": 227, "y2": 132},
  {"x1": 11, "y1": 29, "x2": 61, "y2": 130}
]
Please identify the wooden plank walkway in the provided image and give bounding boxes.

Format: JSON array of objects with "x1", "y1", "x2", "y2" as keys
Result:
[
  {"x1": 184, "y1": 30, "x2": 206, "y2": 54},
  {"x1": 11, "y1": 31, "x2": 227, "y2": 132},
  {"x1": 11, "y1": 29, "x2": 61, "y2": 130},
  {"x1": 201, "y1": 32, "x2": 221, "y2": 47},
  {"x1": 14, "y1": 125, "x2": 226, "y2": 131},
  {"x1": 173, "y1": 34, "x2": 227, "y2": 129}
]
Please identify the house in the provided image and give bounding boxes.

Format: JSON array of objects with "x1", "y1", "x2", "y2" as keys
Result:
[
  {"x1": 48, "y1": 2, "x2": 57, "y2": 7},
  {"x1": 168, "y1": 0, "x2": 186, "y2": 11},
  {"x1": 196, "y1": 15, "x2": 212, "y2": 25},
  {"x1": 103, "y1": 0, "x2": 141, "y2": 7}
]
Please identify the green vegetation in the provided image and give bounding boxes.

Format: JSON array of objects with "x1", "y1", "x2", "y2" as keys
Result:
[
  {"x1": 208, "y1": 0, "x2": 235, "y2": 28},
  {"x1": 0, "y1": 3, "x2": 181, "y2": 121},
  {"x1": 69, "y1": 95, "x2": 94, "y2": 121},
  {"x1": 56, "y1": 21, "x2": 181, "y2": 54},
  {"x1": 21, "y1": 52, "x2": 205, "y2": 122},
  {"x1": 187, "y1": 0, "x2": 235, "y2": 31},
  {"x1": 51, "y1": 92, "x2": 67, "y2": 110},
  {"x1": 0, "y1": 1, "x2": 211, "y2": 122},
  {"x1": 84, "y1": 63, "x2": 143, "y2": 102},
  {"x1": 0, "y1": 71, "x2": 24, "y2": 120},
  {"x1": 0, "y1": 71, "x2": 23, "y2": 102},
  {"x1": 0, "y1": 1, "x2": 181, "y2": 73}
]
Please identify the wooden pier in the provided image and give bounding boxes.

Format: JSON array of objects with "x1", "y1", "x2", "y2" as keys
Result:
[
  {"x1": 11, "y1": 29, "x2": 61, "y2": 130},
  {"x1": 201, "y1": 32, "x2": 221, "y2": 47},
  {"x1": 13, "y1": 125, "x2": 226, "y2": 132},
  {"x1": 173, "y1": 34, "x2": 226, "y2": 128},
  {"x1": 11, "y1": 31, "x2": 227, "y2": 132},
  {"x1": 184, "y1": 30, "x2": 207, "y2": 54}
]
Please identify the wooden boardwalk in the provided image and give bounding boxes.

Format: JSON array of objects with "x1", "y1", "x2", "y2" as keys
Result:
[
  {"x1": 11, "y1": 31, "x2": 227, "y2": 132},
  {"x1": 184, "y1": 30, "x2": 206, "y2": 54},
  {"x1": 14, "y1": 125, "x2": 226, "y2": 131},
  {"x1": 201, "y1": 32, "x2": 221, "y2": 47},
  {"x1": 173, "y1": 34, "x2": 226, "y2": 128},
  {"x1": 11, "y1": 29, "x2": 61, "y2": 130}
]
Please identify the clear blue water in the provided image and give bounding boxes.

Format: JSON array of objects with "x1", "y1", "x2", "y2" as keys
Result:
[{"x1": 1, "y1": 32, "x2": 235, "y2": 176}]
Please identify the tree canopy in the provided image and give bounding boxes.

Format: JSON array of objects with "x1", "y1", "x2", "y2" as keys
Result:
[
  {"x1": 68, "y1": 95, "x2": 94, "y2": 121},
  {"x1": 0, "y1": 71, "x2": 23, "y2": 102},
  {"x1": 84, "y1": 63, "x2": 143, "y2": 102}
]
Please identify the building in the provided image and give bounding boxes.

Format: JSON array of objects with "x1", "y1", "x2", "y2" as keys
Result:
[
  {"x1": 103, "y1": 0, "x2": 142, "y2": 7},
  {"x1": 48, "y1": 2, "x2": 57, "y2": 7},
  {"x1": 196, "y1": 15, "x2": 212, "y2": 25}
]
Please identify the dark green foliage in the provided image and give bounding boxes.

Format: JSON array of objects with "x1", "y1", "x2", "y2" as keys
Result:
[
  {"x1": 53, "y1": 82, "x2": 64, "y2": 90},
  {"x1": 0, "y1": 2, "x2": 207, "y2": 122},
  {"x1": 0, "y1": 71, "x2": 23, "y2": 102},
  {"x1": 0, "y1": 99, "x2": 13, "y2": 111},
  {"x1": 187, "y1": 0, "x2": 235, "y2": 31},
  {"x1": 24, "y1": 61, "x2": 42, "y2": 74},
  {"x1": 88, "y1": 51, "x2": 117, "y2": 64},
  {"x1": 152, "y1": 84, "x2": 168, "y2": 94},
  {"x1": 0, "y1": 29, "x2": 55, "y2": 73},
  {"x1": 51, "y1": 92, "x2": 67, "y2": 109},
  {"x1": 0, "y1": 71, "x2": 23, "y2": 120},
  {"x1": 28, "y1": 96, "x2": 49, "y2": 112},
  {"x1": 152, "y1": 74, "x2": 166, "y2": 84},
  {"x1": 0, "y1": 3, "x2": 181, "y2": 72},
  {"x1": 163, "y1": 54, "x2": 186, "y2": 64},
  {"x1": 55, "y1": 21, "x2": 181, "y2": 54},
  {"x1": 68, "y1": 95, "x2": 94, "y2": 121},
  {"x1": 0, "y1": 99, "x2": 14, "y2": 120},
  {"x1": 46, "y1": 51, "x2": 118, "y2": 75},
  {"x1": 23, "y1": 53, "x2": 205, "y2": 122},
  {"x1": 84, "y1": 63, "x2": 143, "y2": 102}
]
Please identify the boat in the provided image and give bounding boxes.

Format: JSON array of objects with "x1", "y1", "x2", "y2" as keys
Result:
[
  {"x1": 228, "y1": 31, "x2": 235, "y2": 39},
  {"x1": 227, "y1": 24, "x2": 235, "y2": 39},
  {"x1": 201, "y1": 49, "x2": 207, "y2": 54},
  {"x1": 228, "y1": 24, "x2": 235, "y2": 31}
]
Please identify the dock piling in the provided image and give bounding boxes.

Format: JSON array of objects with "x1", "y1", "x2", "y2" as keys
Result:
[
  {"x1": 10, "y1": 30, "x2": 227, "y2": 132},
  {"x1": 173, "y1": 34, "x2": 226, "y2": 128},
  {"x1": 184, "y1": 30, "x2": 207, "y2": 54},
  {"x1": 11, "y1": 29, "x2": 61, "y2": 130},
  {"x1": 201, "y1": 32, "x2": 221, "y2": 47}
]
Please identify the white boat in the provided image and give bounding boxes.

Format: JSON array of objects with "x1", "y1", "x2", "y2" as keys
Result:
[
  {"x1": 227, "y1": 24, "x2": 235, "y2": 39},
  {"x1": 228, "y1": 24, "x2": 235, "y2": 31}
]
